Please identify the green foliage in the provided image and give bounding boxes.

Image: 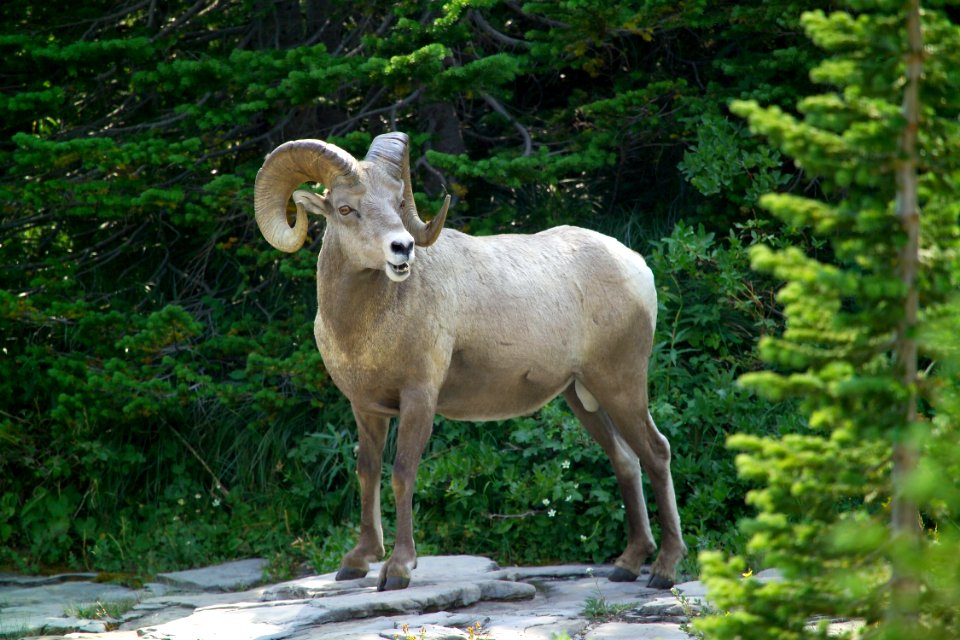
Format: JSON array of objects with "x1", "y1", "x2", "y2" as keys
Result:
[
  {"x1": 646, "y1": 222, "x2": 805, "y2": 564},
  {"x1": 415, "y1": 402, "x2": 623, "y2": 565},
  {"x1": 678, "y1": 114, "x2": 791, "y2": 209},
  {"x1": 697, "y1": 2, "x2": 960, "y2": 639}
]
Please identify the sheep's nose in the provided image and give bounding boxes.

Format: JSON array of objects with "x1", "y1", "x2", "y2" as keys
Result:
[{"x1": 390, "y1": 240, "x2": 414, "y2": 257}]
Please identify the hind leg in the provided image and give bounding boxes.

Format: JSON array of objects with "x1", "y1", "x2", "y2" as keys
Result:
[
  {"x1": 563, "y1": 385, "x2": 656, "y2": 582},
  {"x1": 600, "y1": 395, "x2": 687, "y2": 589}
]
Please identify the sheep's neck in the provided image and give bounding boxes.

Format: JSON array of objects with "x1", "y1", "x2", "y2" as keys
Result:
[{"x1": 315, "y1": 242, "x2": 406, "y2": 355}]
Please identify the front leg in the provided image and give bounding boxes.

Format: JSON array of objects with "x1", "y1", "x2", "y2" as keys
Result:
[
  {"x1": 336, "y1": 408, "x2": 389, "y2": 581},
  {"x1": 378, "y1": 388, "x2": 436, "y2": 591}
]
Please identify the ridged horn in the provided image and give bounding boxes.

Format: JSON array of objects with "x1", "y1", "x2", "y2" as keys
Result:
[
  {"x1": 365, "y1": 132, "x2": 449, "y2": 247},
  {"x1": 254, "y1": 139, "x2": 360, "y2": 252}
]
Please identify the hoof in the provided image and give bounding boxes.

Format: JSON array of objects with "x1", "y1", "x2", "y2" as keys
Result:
[
  {"x1": 378, "y1": 575, "x2": 410, "y2": 591},
  {"x1": 647, "y1": 573, "x2": 675, "y2": 590},
  {"x1": 335, "y1": 567, "x2": 367, "y2": 581},
  {"x1": 608, "y1": 566, "x2": 640, "y2": 583}
]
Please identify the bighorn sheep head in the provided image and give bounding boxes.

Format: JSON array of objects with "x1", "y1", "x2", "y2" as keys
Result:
[{"x1": 254, "y1": 132, "x2": 450, "y2": 282}]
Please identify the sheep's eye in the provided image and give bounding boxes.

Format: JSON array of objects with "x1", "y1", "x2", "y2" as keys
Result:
[
  {"x1": 338, "y1": 205, "x2": 353, "y2": 216},
  {"x1": 399, "y1": 199, "x2": 405, "y2": 210}
]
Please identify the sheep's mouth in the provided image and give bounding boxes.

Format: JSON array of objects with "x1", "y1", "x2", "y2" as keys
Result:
[{"x1": 386, "y1": 261, "x2": 411, "y2": 281}]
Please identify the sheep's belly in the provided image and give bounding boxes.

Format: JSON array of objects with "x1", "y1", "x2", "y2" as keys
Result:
[{"x1": 436, "y1": 367, "x2": 572, "y2": 422}]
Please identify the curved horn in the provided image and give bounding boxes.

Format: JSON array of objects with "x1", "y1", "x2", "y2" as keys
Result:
[
  {"x1": 366, "y1": 132, "x2": 449, "y2": 247},
  {"x1": 254, "y1": 139, "x2": 360, "y2": 252}
]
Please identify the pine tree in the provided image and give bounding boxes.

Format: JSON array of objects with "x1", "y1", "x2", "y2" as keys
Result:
[{"x1": 696, "y1": 0, "x2": 960, "y2": 638}]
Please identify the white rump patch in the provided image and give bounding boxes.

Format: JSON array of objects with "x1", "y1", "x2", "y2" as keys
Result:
[{"x1": 575, "y1": 380, "x2": 600, "y2": 413}]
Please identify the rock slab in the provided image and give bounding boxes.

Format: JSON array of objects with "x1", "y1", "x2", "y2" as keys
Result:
[
  {"x1": 140, "y1": 556, "x2": 537, "y2": 640},
  {"x1": 0, "y1": 579, "x2": 138, "y2": 636},
  {"x1": 5, "y1": 556, "x2": 700, "y2": 640},
  {"x1": 587, "y1": 622, "x2": 690, "y2": 639},
  {"x1": 157, "y1": 558, "x2": 269, "y2": 591}
]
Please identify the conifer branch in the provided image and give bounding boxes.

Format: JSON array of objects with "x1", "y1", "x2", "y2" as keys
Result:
[
  {"x1": 481, "y1": 93, "x2": 533, "y2": 156},
  {"x1": 505, "y1": 2, "x2": 568, "y2": 29},
  {"x1": 469, "y1": 10, "x2": 529, "y2": 49},
  {"x1": 330, "y1": 89, "x2": 421, "y2": 137}
]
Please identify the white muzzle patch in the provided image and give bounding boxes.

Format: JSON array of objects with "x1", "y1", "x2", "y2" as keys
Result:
[
  {"x1": 383, "y1": 232, "x2": 415, "y2": 283},
  {"x1": 385, "y1": 260, "x2": 412, "y2": 282}
]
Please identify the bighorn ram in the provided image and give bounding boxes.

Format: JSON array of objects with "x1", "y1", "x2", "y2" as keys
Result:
[{"x1": 254, "y1": 132, "x2": 686, "y2": 591}]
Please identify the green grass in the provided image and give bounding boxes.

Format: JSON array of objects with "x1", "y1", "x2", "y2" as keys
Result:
[
  {"x1": 581, "y1": 568, "x2": 637, "y2": 621},
  {"x1": 582, "y1": 595, "x2": 635, "y2": 621},
  {"x1": 64, "y1": 598, "x2": 138, "y2": 622}
]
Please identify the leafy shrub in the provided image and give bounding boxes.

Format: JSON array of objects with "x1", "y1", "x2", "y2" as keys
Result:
[{"x1": 647, "y1": 222, "x2": 805, "y2": 561}]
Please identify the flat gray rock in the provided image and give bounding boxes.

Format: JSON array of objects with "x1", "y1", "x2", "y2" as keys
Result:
[
  {"x1": 486, "y1": 614, "x2": 588, "y2": 639},
  {"x1": 142, "y1": 585, "x2": 267, "y2": 609},
  {"x1": 264, "y1": 555, "x2": 498, "y2": 600},
  {"x1": 157, "y1": 558, "x2": 269, "y2": 591},
  {"x1": 532, "y1": 573, "x2": 656, "y2": 614},
  {"x1": 0, "y1": 572, "x2": 98, "y2": 586},
  {"x1": 0, "y1": 579, "x2": 138, "y2": 636},
  {"x1": 673, "y1": 579, "x2": 708, "y2": 598},
  {"x1": 498, "y1": 564, "x2": 613, "y2": 580},
  {"x1": 118, "y1": 603, "x2": 196, "y2": 631},
  {"x1": 588, "y1": 621, "x2": 689, "y2": 639},
  {"x1": 287, "y1": 612, "x2": 485, "y2": 640},
  {"x1": 137, "y1": 556, "x2": 556, "y2": 640},
  {"x1": 141, "y1": 575, "x2": 525, "y2": 640},
  {"x1": 635, "y1": 596, "x2": 686, "y2": 616},
  {"x1": 3, "y1": 556, "x2": 699, "y2": 640},
  {"x1": 376, "y1": 622, "x2": 470, "y2": 639},
  {"x1": 476, "y1": 579, "x2": 536, "y2": 601},
  {"x1": 0, "y1": 580, "x2": 137, "y2": 607}
]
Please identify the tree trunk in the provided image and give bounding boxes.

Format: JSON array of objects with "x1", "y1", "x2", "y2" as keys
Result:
[
  {"x1": 419, "y1": 102, "x2": 466, "y2": 195},
  {"x1": 890, "y1": 0, "x2": 923, "y2": 626}
]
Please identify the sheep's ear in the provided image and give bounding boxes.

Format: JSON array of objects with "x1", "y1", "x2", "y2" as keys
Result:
[{"x1": 292, "y1": 190, "x2": 332, "y2": 217}]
